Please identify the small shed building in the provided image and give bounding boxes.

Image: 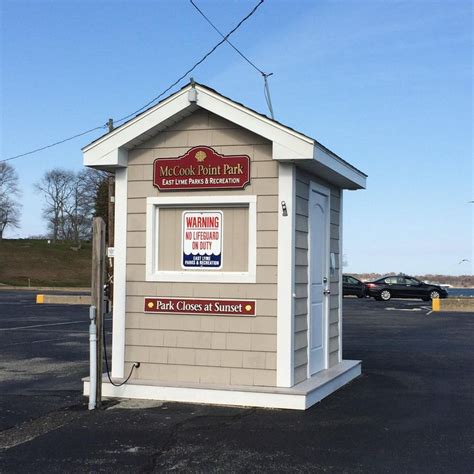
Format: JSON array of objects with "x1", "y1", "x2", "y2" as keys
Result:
[{"x1": 83, "y1": 82, "x2": 366, "y2": 410}]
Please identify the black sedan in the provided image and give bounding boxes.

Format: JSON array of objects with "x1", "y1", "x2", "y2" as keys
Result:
[
  {"x1": 365, "y1": 275, "x2": 448, "y2": 301},
  {"x1": 343, "y1": 274, "x2": 367, "y2": 298}
]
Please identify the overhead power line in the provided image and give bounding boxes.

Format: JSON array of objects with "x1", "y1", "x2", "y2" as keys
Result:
[
  {"x1": 0, "y1": 0, "x2": 265, "y2": 164},
  {"x1": 189, "y1": 0, "x2": 275, "y2": 119},
  {"x1": 190, "y1": 0, "x2": 264, "y2": 75},
  {"x1": 1, "y1": 125, "x2": 107, "y2": 163},
  {"x1": 114, "y1": 0, "x2": 265, "y2": 125}
]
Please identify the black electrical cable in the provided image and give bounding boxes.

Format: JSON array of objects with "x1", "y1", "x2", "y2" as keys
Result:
[
  {"x1": 103, "y1": 313, "x2": 137, "y2": 387},
  {"x1": 0, "y1": 125, "x2": 107, "y2": 163},
  {"x1": 0, "y1": 0, "x2": 265, "y2": 163},
  {"x1": 189, "y1": 0, "x2": 265, "y2": 75},
  {"x1": 190, "y1": 0, "x2": 274, "y2": 118},
  {"x1": 113, "y1": 0, "x2": 265, "y2": 125}
]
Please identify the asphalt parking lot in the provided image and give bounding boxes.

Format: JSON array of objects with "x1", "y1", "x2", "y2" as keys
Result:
[{"x1": 0, "y1": 291, "x2": 472, "y2": 473}]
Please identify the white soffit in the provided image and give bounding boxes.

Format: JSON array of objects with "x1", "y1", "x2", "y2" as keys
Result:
[{"x1": 306, "y1": 144, "x2": 366, "y2": 190}]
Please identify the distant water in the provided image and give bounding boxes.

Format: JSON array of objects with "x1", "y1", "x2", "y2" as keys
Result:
[{"x1": 447, "y1": 288, "x2": 474, "y2": 297}]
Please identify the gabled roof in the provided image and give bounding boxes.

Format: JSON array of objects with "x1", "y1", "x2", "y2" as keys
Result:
[{"x1": 83, "y1": 82, "x2": 366, "y2": 190}]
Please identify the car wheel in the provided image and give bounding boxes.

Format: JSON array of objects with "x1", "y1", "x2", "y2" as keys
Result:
[
  {"x1": 380, "y1": 290, "x2": 391, "y2": 301},
  {"x1": 429, "y1": 290, "x2": 440, "y2": 300},
  {"x1": 357, "y1": 293, "x2": 365, "y2": 298}
]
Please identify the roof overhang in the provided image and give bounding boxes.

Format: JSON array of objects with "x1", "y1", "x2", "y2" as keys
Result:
[
  {"x1": 278, "y1": 143, "x2": 367, "y2": 190},
  {"x1": 83, "y1": 83, "x2": 366, "y2": 190}
]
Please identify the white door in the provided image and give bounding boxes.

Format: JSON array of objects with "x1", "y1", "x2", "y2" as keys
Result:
[{"x1": 308, "y1": 184, "x2": 330, "y2": 375}]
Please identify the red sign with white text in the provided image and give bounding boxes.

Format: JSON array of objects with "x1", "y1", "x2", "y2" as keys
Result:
[
  {"x1": 153, "y1": 146, "x2": 250, "y2": 191},
  {"x1": 144, "y1": 297, "x2": 256, "y2": 316}
]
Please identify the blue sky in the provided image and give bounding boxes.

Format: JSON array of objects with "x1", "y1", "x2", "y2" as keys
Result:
[{"x1": 1, "y1": 0, "x2": 472, "y2": 276}]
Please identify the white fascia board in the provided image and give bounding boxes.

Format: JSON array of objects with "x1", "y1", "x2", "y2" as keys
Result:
[
  {"x1": 272, "y1": 141, "x2": 313, "y2": 161},
  {"x1": 83, "y1": 84, "x2": 316, "y2": 167},
  {"x1": 313, "y1": 145, "x2": 366, "y2": 190},
  {"x1": 83, "y1": 89, "x2": 192, "y2": 167},
  {"x1": 84, "y1": 147, "x2": 128, "y2": 169},
  {"x1": 196, "y1": 89, "x2": 314, "y2": 160}
]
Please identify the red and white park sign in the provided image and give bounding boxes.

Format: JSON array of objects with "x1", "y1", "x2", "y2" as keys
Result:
[
  {"x1": 153, "y1": 146, "x2": 250, "y2": 191},
  {"x1": 144, "y1": 297, "x2": 256, "y2": 316}
]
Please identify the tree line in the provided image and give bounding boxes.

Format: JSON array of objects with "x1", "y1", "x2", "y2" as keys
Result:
[{"x1": 0, "y1": 162, "x2": 109, "y2": 245}]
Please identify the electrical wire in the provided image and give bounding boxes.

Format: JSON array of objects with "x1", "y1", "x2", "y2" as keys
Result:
[
  {"x1": 0, "y1": 125, "x2": 107, "y2": 163},
  {"x1": 189, "y1": 0, "x2": 264, "y2": 75},
  {"x1": 0, "y1": 0, "x2": 265, "y2": 163},
  {"x1": 189, "y1": 0, "x2": 274, "y2": 119},
  {"x1": 103, "y1": 313, "x2": 137, "y2": 387},
  {"x1": 113, "y1": 0, "x2": 265, "y2": 125}
]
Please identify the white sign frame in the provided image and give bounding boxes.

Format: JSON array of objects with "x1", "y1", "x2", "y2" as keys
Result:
[{"x1": 145, "y1": 196, "x2": 256, "y2": 283}]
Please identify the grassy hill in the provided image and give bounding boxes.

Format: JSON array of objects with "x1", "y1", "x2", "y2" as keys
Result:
[{"x1": 0, "y1": 239, "x2": 92, "y2": 287}]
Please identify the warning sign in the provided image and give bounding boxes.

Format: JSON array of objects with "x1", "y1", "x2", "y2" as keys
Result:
[{"x1": 182, "y1": 211, "x2": 223, "y2": 269}]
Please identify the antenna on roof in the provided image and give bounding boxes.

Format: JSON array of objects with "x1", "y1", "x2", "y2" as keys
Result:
[
  {"x1": 263, "y1": 73, "x2": 275, "y2": 120},
  {"x1": 188, "y1": 0, "x2": 275, "y2": 119}
]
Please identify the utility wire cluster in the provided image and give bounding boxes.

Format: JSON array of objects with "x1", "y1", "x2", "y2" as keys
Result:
[
  {"x1": 189, "y1": 0, "x2": 274, "y2": 119},
  {"x1": 1, "y1": 0, "x2": 267, "y2": 164}
]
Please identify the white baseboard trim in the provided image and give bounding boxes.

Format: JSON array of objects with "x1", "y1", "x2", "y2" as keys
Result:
[{"x1": 83, "y1": 360, "x2": 361, "y2": 411}]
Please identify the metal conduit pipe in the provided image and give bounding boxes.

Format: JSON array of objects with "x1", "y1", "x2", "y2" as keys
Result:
[{"x1": 88, "y1": 305, "x2": 97, "y2": 410}]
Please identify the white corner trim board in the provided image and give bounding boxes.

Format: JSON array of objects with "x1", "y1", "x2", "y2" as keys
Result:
[
  {"x1": 276, "y1": 163, "x2": 295, "y2": 387},
  {"x1": 111, "y1": 167, "x2": 128, "y2": 379},
  {"x1": 145, "y1": 195, "x2": 257, "y2": 283},
  {"x1": 338, "y1": 191, "x2": 343, "y2": 363}
]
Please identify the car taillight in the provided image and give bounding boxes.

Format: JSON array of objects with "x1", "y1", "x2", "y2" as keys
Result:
[{"x1": 366, "y1": 283, "x2": 376, "y2": 288}]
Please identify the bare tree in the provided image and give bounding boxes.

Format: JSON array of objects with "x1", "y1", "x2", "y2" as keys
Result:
[
  {"x1": 36, "y1": 168, "x2": 108, "y2": 245},
  {"x1": 0, "y1": 163, "x2": 21, "y2": 241},
  {"x1": 35, "y1": 169, "x2": 75, "y2": 243},
  {"x1": 65, "y1": 169, "x2": 108, "y2": 246}
]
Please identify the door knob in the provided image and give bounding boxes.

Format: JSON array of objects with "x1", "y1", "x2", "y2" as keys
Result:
[{"x1": 323, "y1": 289, "x2": 331, "y2": 295}]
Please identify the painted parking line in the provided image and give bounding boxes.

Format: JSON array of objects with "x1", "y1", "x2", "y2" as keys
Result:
[
  {"x1": 3, "y1": 331, "x2": 113, "y2": 347},
  {"x1": 384, "y1": 305, "x2": 432, "y2": 313},
  {"x1": 2, "y1": 337, "x2": 86, "y2": 347},
  {"x1": 0, "y1": 318, "x2": 112, "y2": 331},
  {"x1": 385, "y1": 307, "x2": 423, "y2": 312}
]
